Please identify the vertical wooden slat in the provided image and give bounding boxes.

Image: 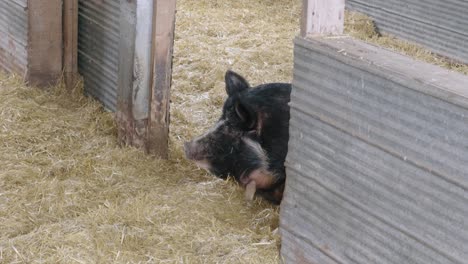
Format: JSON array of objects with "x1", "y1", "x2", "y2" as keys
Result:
[
  {"x1": 116, "y1": 0, "x2": 138, "y2": 149},
  {"x1": 63, "y1": 0, "x2": 79, "y2": 89},
  {"x1": 27, "y1": 0, "x2": 63, "y2": 87},
  {"x1": 147, "y1": 0, "x2": 177, "y2": 158},
  {"x1": 116, "y1": 0, "x2": 176, "y2": 158},
  {"x1": 301, "y1": 0, "x2": 345, "y2": 37},
  {"x1": 300, "y1": 0, "x2": 309, "y2": 37}
]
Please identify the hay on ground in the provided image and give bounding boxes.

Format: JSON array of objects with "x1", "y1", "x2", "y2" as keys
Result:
[
  {"x1": 4, "y1": 2, "x2": 464, "y2": 263},
  {"x1": 0, "y1": 0, "x2": 301, "y2": 263}
]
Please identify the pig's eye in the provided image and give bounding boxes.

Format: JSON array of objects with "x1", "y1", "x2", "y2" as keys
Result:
[{"x1": 235, "y1": 101, "x2": 256, "y2": 129}]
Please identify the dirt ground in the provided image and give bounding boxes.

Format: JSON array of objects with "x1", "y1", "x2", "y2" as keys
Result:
[{"x1": 0, "y1": 0, "x2": 301, "y2": 263}]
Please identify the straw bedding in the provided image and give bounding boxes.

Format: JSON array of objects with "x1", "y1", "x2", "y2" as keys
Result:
[
  {"x1": 0, "y1": 0, "x2": 301, "y2": 263},
  {"x1": 1, "y1": 1, "x2": 466, "y2": 263}
]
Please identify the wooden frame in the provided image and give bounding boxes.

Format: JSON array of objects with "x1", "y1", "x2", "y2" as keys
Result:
[
  {"x1": 0, "y1": 1, "x2": 62, "y2": 87},
  {"x1": 147, "y1": 0, "x2": 177, "y2": 158},
  {"x1": 301, "y1": 0, "x2": 345, "y2": 37},
  {"x1": 116, "y1": 0, "x2": 177, "y2": 158}
]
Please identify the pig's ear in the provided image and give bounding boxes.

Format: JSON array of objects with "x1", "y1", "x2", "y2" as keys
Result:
[
  {"x1": 225, "y1": 70, "x2": 250, "y2": 96},
  {"x1": 245, "y1": 112, "x2": 265, "y2": 138},
  {"x1": 234, "y1": 101, "x2": 256, "y2": 130}
]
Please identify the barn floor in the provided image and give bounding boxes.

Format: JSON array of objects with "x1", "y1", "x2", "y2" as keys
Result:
[{"x1": 0, "y1": 0, "x2": 300, "y2": 263}]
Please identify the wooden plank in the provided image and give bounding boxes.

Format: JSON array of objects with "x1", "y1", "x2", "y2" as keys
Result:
[
  {"x1": 116, "y1": 0, "x2": 176, "y2": 158},
  {"x1": 27, "y1": 0, "x2": 63, "y2": 87},
  {"x1": 63, "y1": 0, "x2": 79, "y2": 89},
  {"x1": 147, "y1": 0, "x2": 177, "y2": 158},
  {"x1": 116, "y1": 0, "x2": 138, "y2": 148},
  {"x1": 131, "y1": 0, "x2": 154, "y2": 153},
  {"x1": 301, "y1": 0, "x2": 345, "y2": 37}
]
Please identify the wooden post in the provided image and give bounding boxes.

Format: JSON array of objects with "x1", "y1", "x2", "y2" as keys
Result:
[
  {"x1": 63, "y1": 0, "x2": 79, "y2": 89},
  {"x1": 147, "y1": 0, "x2": 177, "y2": 158},
  {"x1": 116, "y1": 0, "x2": 176, "y2": 159},
  {"x1": 301, "y1": 0, "x2": 345, "y2": 37},
  {"x1": 27, "y1": 0, "x2": 63, "y2": 87},
  {"x1": 116, "y1": 0, "x2": 138, "y2": 149}
]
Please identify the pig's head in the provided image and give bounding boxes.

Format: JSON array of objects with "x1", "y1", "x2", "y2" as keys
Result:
[{"x1": 184, "y1": 70, "x2": 277, "y2": 191}]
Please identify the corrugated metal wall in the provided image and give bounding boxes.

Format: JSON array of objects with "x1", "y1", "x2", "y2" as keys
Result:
[
  {"x1": 78, "y1": 0, "x2": 121, "y2": 111},
  {"x1": 346, "y1": 0, "x2": 468, "y2": 64},
  {"x1": 0, "y1": 0, "x2": 28, "y2": 75},
  {"x1": 280, "y1": 36, "x2": 468, "y2": 264}
]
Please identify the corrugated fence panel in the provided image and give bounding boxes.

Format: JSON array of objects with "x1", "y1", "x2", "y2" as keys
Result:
[
  {"x1": 0, "y1": 0, "x2": 28, "y2": 75},
  {"x1": 78, "y1": 0, "x2": 121, "y2": 111},
  {"x1": 346, "y1": 0, "x2": 468, "y2": 64},
  {"x1": 280, "y1": 36, "x2": 468, "y2": 264}
]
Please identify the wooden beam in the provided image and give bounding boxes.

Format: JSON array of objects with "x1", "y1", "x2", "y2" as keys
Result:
[
  {"x1": 147, "y1": 0, "x2": 177, "y2": 158},
  {"x1": 63, "y1": 0, "x2": 79, "y2": 89},
  {"x1": 301, "y1": 0, "x2": 345, "y2": 37},
  {"x1": 116, "y1": 0, "x2": 138, "y2": 149}
]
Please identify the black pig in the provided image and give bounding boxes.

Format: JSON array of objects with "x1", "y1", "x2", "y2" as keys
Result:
[{"x1": 184, "y1": 70, "x2": 291, "y2": 204}]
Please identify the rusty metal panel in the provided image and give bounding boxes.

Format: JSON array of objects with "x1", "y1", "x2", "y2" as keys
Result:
[
  {"x1": 346, "y1": 0, "x2": 468, "y2": 64},
  {"x1": 78, "y1": 0, "x2": 121, "y2": 111},
  {"x1": 0, "y1": 0, "x2": 29, "y2": 75},
  {"x1": 280, "y1": 36, "x2": 468, "y2": 264}
]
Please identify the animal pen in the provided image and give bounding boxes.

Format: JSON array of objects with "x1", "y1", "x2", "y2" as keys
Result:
[
  {"x1": 1, "y1": 0, "x2": 468, "y2": 263},
  {"x1": 280, "y1": 0, "x2": 468, "y2": 263},
  {"x1": 0, "y1": 0, "x2": 176, "y2": 158}
]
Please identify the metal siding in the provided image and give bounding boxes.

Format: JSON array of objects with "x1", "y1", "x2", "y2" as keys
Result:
[
  {"x1": 0, "y1": 0, "x2": 28, "y2": 75},
  {"x1": 78, "y1": 0, "x2": 121, "y2": 111},
  {"x1": 132, "y1": 0, "x2": 153, "y2": 120},
  {"x1": 346, "y1": 0, "x2": 468, "y2": 64},
  {"x1": 280, "y1": 37, "x2": 468, "y2": 264}
]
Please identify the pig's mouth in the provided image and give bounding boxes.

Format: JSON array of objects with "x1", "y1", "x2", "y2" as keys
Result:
[
  {"x1": 241, "y1": 169, "x2": 284, "y2": 203},
  {"x1": 240, "y1": 168, "x2": 276, "y2": 189},
  {"x1": 192, "y1": 159, "x2": 211, "y2": 170}
]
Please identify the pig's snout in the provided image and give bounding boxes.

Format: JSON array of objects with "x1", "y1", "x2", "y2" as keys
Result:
[
  {"x1": 184, "y1": 140, "x2": 212, "y2": 170},
  {"x1": 183, "y1": 141, "x2": 198, "y2": 160}
]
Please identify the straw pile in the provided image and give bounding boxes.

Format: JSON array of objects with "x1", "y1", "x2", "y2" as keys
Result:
[{"x1": 0, "y1": 0, "x2": 301, "y2": 263}]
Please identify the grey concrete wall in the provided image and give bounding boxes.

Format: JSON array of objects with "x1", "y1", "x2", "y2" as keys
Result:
[
  {"x1": 346, "y1": 0, "x2": 468, "y2": 64},
  {"x1": 280, "y1": 36, "x2": 468, "y2": 264}
]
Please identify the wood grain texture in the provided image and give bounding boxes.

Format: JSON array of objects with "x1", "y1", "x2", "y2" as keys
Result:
[
  {"x1": 147, "y1": 0, "x2": 177, "y2": 158},
  {"x1": 301, "y1": 0, "x2": 345, "y2": 36},
  {"x1": 27, "y1": 0, "x2": 62, "y2": 87}
]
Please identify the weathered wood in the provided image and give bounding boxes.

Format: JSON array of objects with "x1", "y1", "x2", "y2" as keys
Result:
[
  {"x1": 63, "y1": 0, "x2": 79, "y2": 89},
  {"x1": 301, "y1": 0, "x2": 345, "y2": 37},
  {"x1": 116, "y1": 0, "x2": 139, "y2": 149},
  {"x1": 116, "y1": 0, "x2": 176, "y2": 158},
  {"x1": 300, "y1": 0, "x2": 308, "y2": 38},
  {"x1": 27, "y1": 0, "x2": 63, "y2": 87},
  {"x1": 147, "y1": 0, "x2": 177, "y2": 158}
]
